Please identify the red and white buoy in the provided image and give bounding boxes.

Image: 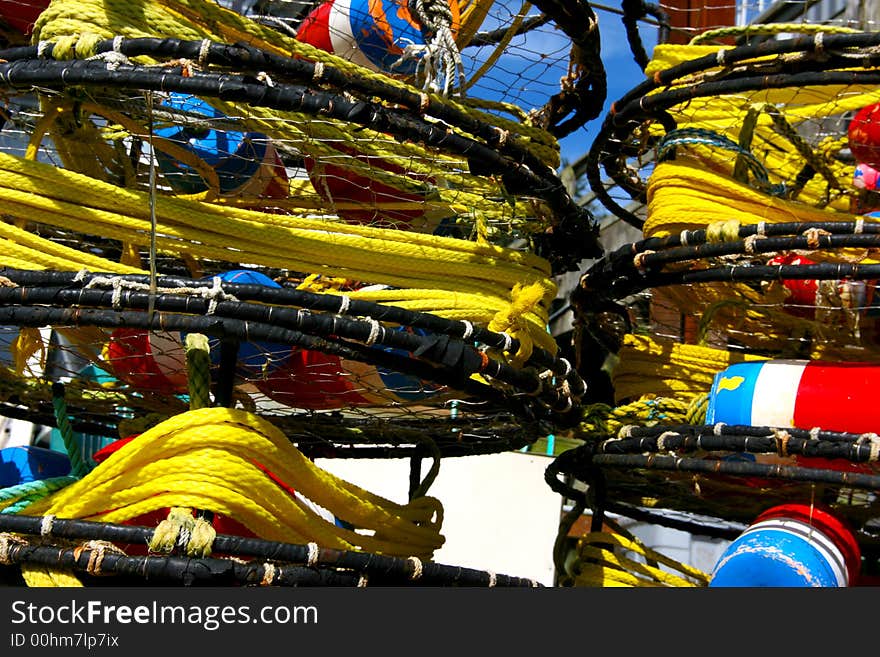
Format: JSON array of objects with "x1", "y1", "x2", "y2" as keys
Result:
[
  {"x1": 296, "y1": 0, "x2": 459, "y2": 75},
  {"x1": 706, "y1": 358, "x2": 880, "y2": 435},
  {"x1": 106, "y1": 328, "x2": 188, "y2": 396}
]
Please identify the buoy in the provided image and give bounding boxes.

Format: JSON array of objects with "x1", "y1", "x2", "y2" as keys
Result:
[
  {"x1": 706, "y1": 359, "x2": 880, "y2": 435},
  {"x1": 254, "y1": 328, "x2": 444, "y2": 409},
  {"x1": 0, "y1": 0, "x2": 50, "y2": 36},
  {"x1": 766, "y1": 252, "x2": 869, "y2": 319},
  {"x1": 0, "y1": 446, "x2": 71, "y2": 487},
  {"x1": 106, "y1": 328, "x2": 188, "y2": 395},
  {"x1": 853, "y1": 161, "x2": 880, "y2": 191},
  {"x1": 848, "y1": 103, "x2": 880, "y2": 168},
  {"x1": 709, "y1": 503, "x2": 861, "y2": 587},
  {"x1": 296, "y1": 0, "x2": 459, "y2": 75},
  {"x1": 303, "y1": 145, "x2": 447, "y2": 230},
  {"x1": 154, "y1": 93, "x2": 288, "y2": 198},
  {"x1": 296, "y1": 0, "x2": 454, "y2": 231},
  {"x1": 107, "y1": 271, "x2": 291, "y2": 395}
]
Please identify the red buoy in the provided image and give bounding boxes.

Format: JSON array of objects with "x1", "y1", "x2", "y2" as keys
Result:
[
  {"x1": 106, "y1": 328, "x2": 188, "y2": 396},
  {"x1": 849, "y1": 103, "x2": 880, "y2": 168},
  {"x1": 0, "y1": 0, "x2": 50, "y2": 36}
]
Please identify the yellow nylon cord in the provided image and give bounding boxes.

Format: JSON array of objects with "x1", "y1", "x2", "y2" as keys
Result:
[
  {"x1": 611, "y1": 334, "x2": 767, "y2": 404},
  {"x1": 645, "y1": 160, "x2": 880, "y2": 250},
  {"x1": 571, "y1": 531, "x2": 710, "y2": 587},
  {"x1": 0, "y1": 150, "x2": 557, "y2": 353},
  {"x1": 15, "y1": 407, "x2": 445, "y2": 560}
]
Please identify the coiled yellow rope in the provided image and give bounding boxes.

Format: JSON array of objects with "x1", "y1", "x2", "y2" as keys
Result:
[
  {"x1": 31, "y1": 0, "x2": 560, "y2": 171},
  {"x1": 642, "y1": 39, "x2": 880, "y2": 182},
  {"x1": 0, "y1": 150, "x2": 558, "y2": 356},
  {"x1": 569, "y1": 527, "x2": 710, "y2": 587},
  {"x1": 645, "y1": 160, "x2": 879, "y2": 241},
  {"x1": 610, "y1": 334, "x2": 767, "y2": 405},
  {"x1": 11, "y1": 407, "x2": 446, "y2": 560}
]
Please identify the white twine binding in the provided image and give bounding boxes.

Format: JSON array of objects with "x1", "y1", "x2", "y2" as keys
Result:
[
  {"x1": 40, "y1": 514, "x2": 56, "y2": 537},
  {"x1": 198, "y1": 39, "x2": 211, "y2": 66},
  {"x1": 307, "y1": 542, "x2": 320, "y2": 567},
  {"x1": 407, "y1": 556, "x2": 423, "y2": 580},
  {"x1": 364, "y1": 318, "x2": 382, "y2": 346}
]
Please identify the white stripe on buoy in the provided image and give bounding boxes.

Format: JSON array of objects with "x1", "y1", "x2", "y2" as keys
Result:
[
  {"x1": 750, "y1": 359, "x2": 807, "y2": 428},
  {"x1": 328, "y1": 0, "x2": 379, "y2": 71},
  {"x1": 742, "y1": 517, "x2": 849, "y2": 586}
]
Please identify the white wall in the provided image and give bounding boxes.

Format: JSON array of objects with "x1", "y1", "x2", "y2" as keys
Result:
[{"x1": 316, "y1": 451, "x2": 563, "y2": 586}]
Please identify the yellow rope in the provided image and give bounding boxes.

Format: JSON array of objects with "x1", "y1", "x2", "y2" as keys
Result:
[
  {"x1": 570, "y1": 529, "x2": 710, "y2": 587},
  {"x1": 32, "y1": 0, "x2": 561, "y2": 173},
  {"x1": 610, "y1": 334, "x2": 767, "y2": 404},
  {"x1": 645, "y1": 160, "x2": 878, "y2": 249},
  {"x1": 12, "y1": 407, "x2": 446, "y2": 560},
  {"x1": 21, "y1": 566, "x2": 85, "y2": 588},
  {"x1": 0, "y1": 150, "x2": 558, "y2": 354}
]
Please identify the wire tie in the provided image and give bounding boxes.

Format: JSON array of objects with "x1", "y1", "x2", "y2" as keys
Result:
[
  {"x1": 111, "y1": 277, "x2": 123, "y2": 309},
  {"x1": 312, "y1": 61, "x2": 325, "y2": 82},
  {"x1": 205, "y1": 276, "x2": 224, "y2": 315},
  {"x1": 487, "y1": 570, "x2": 497, "y2": 587},
  {"x1": 37, "y1": 41, "x2": 51, "y2": 59},
  {"x1": 679, "y1": 230, "x2": 689, "y2": 246},
  {"x1": 756, "y1": 221, "x2": 766, "y2": 237},
  {"x1": 460, "y1": 319, "x2": 474, "y2": 341},
  {"x1": 357, "y1": 574, "x2": 369, "y2": 587},
  {"x1": 499, "y1": 331, "x2": 513, "y2": 353},
  {"x1": 0, "y1": 533, "x2": 18, "y2": 564},
  {"x1": 419, "y1": 92, "x2": 430, "y2": 113},
  {"x1": 713, "y1": 422, "x2": 726, "y2": 436},
  {"x1": 773, "y1": 428, "x2": 791, "y2": 456},
  {"x1": 656, "y1": 431, "x2": 676, "y2": 453},
  {"x1": 257, "y1": 71, "x2": 275, "y2": 87},
  {"x1": 814, "y1": 31, "x2": 824, "y2": 52},
  {"x1": 743, "y1": 234, "x2": 759, "y2": 254},
  {"x1": 85, "y1": 542, "x2": 106, "y2": 575},
  {"x1": 716, "y1": 48, "x2": 726, "y2": 65},
  {"x1": 855, "y1": 217, "x2": 865, "y2": 234},
  {"x1": 810, "y1": 426, "x2": 821, "y2": 441}
]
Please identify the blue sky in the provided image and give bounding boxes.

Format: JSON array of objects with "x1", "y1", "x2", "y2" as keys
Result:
[
  {"x1": 460, "y1": 2, "x2": 659, "y2": 169},
  {"x1": 556, "y1": 5, "x2": 659, "y2": 167}
]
